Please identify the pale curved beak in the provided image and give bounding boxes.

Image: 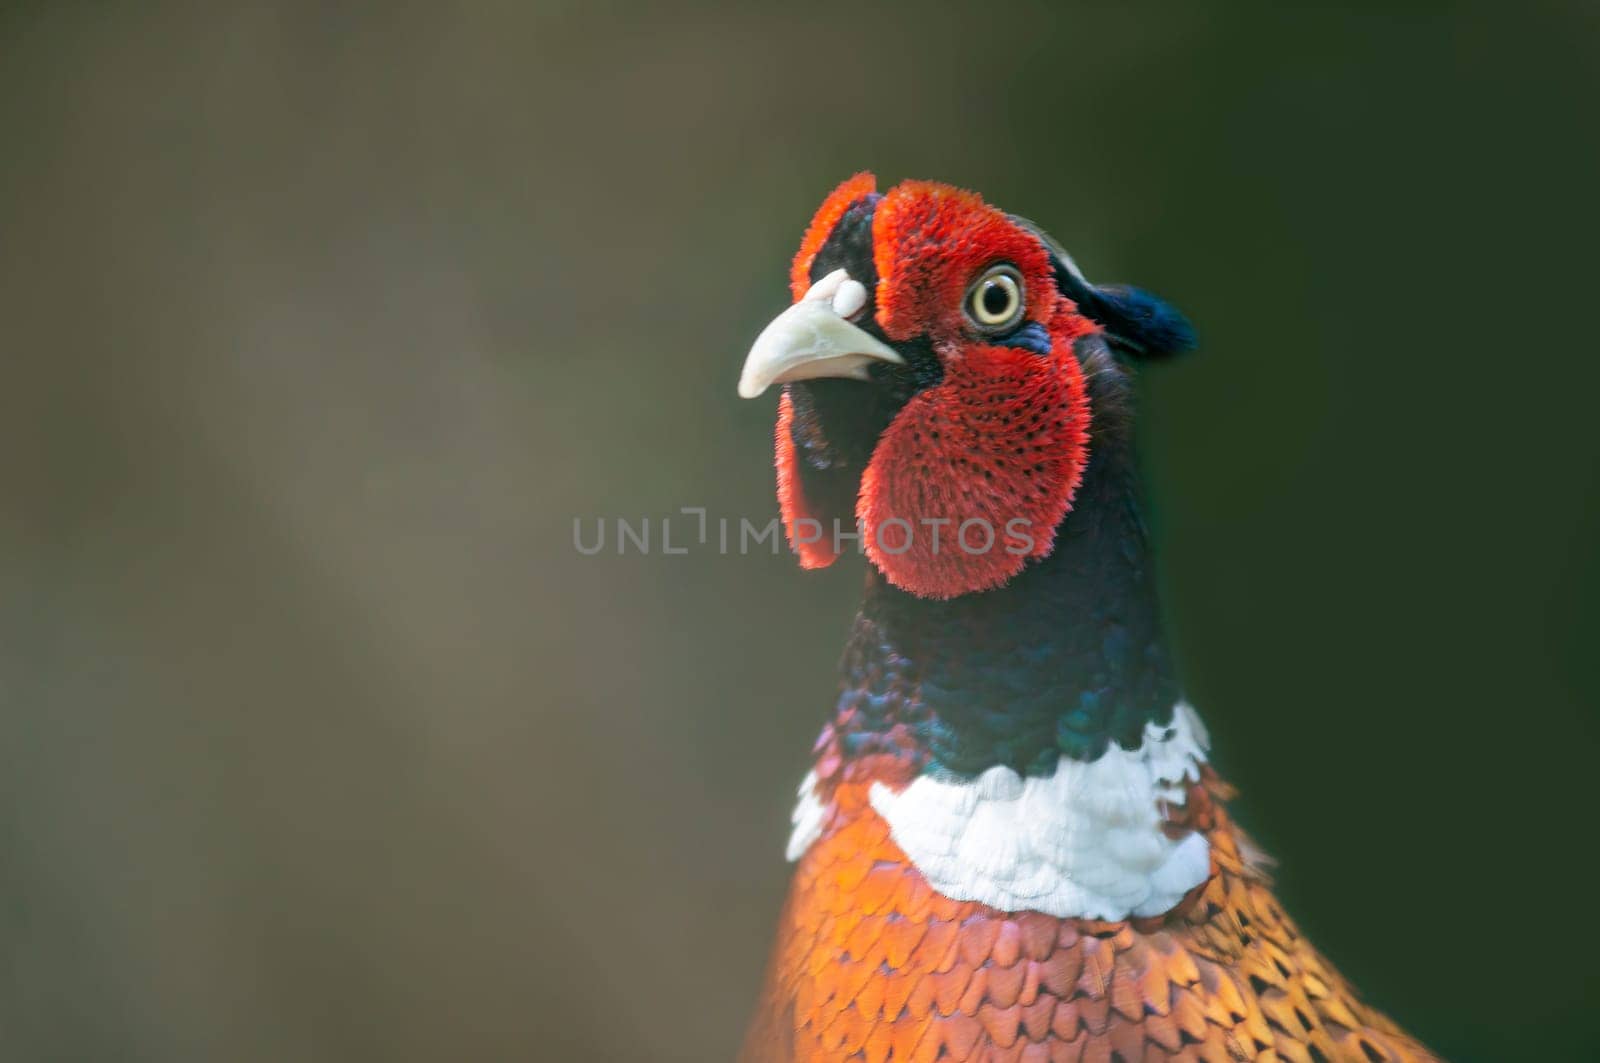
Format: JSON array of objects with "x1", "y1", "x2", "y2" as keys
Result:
[{"x1": 737, "y1": 268, "x2": 904, "y2": 399}]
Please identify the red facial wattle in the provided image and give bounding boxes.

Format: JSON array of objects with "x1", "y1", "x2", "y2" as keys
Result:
[
  {"x1": 774, "y1": 390, "x2": 843, "y2": 570},
  {"x1": 854, "y1": 181, "x2": 1095, "y2": 598},
  {"x1": 856, "y1": 332, "x2": 1090, "y2": 598}
]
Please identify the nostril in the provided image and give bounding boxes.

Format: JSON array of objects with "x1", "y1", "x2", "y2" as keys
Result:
[{"x1": 833, "y1": 278, "x2": 868, "y2": 320}]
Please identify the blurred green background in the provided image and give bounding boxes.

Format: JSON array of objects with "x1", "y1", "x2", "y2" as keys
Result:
[{"x1": 3, "y1": 3, "x2": 1596, "y2": 1060}]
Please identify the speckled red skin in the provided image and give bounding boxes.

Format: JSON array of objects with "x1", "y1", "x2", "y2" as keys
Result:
[
  {"x1": 777, "y1": 390, "x2": 845, "y2": 570},
  {"x1": 854, "y1": 327, "x2": 1089, "y2": 600},
  {"x1": 775, "y1": 175, "x2": 1095, "y2": 600},
  {"x1": 740, "y1": 763, "x2": 1438, "y2": 1063}
]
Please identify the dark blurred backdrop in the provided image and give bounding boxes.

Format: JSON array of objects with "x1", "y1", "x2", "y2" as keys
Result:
[{"x1": 2, "y1": 3, "x2": 1596, "y2": 1061}]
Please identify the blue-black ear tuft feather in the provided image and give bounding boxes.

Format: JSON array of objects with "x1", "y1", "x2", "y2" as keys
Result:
[
  {"x1": 1008, "y1": 214, "x2": 1197, "y2": 361},
  {"x1": 1081, "y1": 283, "x2": 1196, "y2": 360}
]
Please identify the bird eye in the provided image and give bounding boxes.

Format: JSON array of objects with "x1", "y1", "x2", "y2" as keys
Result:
[{"x1": 966, "y1": 265, "x2": 1025, "y2": 333}]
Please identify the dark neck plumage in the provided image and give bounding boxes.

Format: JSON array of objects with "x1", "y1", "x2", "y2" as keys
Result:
[{"x1": 814, "y1": 344, "x2": 1181, "y2": 782}]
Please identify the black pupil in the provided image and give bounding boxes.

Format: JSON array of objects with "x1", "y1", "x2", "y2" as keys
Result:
[{"x1": 982, "y1": 280, "x2": 1011, "y2": 318}]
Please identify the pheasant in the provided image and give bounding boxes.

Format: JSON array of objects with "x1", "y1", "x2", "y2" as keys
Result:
[{"x1": 735, "y1": 175, "x2": 1439, "y2": 1063}]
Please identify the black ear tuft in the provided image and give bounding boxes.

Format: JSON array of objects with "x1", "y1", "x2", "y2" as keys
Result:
[
  {"x1": 1009, "y1": 215, "x2": 1197, "y2": 361},
  {"x1": 1079, "y1": 283, "x2": 1196, "y2": 360}
]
